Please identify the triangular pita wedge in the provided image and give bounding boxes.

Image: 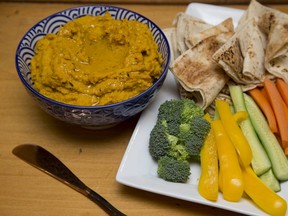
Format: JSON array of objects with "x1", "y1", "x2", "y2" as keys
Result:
[
  {"x1": 186, "y1": 18, "x2": 234, "y2": 48},
  {"x1": 237, "y1": 0, "x2": 288, "y2": 82},
  {"x1": 173, "y1": 12, "x2": 212, "y2": 52},
  {"x1": 238, "y1": 0, "x2": 288, "y2": 34},
  {"x1": 170, "y1": 32, "x2": 233, "y2": 109},
  {"x1": 163, "y1": 27, "x2": 179, "y2": 64},
  {"x1": 212, "y1": 37, "x2": 243, "y2": 83},
  {"x1": 237, "y1": 0, "x2": 270, "y2": 32},
  {"x1": 213, "y1": 17, "x2": 268, "y2": 85},
  {"x1": 183, "y1": 16, "x2": 212, "y2": 49},
  {"x1": 265, "y1": 18, "x2": 288, "y2": 82}
]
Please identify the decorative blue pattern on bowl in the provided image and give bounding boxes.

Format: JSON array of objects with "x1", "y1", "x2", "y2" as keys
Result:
[{"x1": 15, "y1": 5, "x2": 170, "y2": 129}]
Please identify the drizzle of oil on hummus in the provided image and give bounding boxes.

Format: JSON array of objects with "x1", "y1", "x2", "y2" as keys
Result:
[{"x1": 31, "y1": 12, "x2": 163, "y2": 106}]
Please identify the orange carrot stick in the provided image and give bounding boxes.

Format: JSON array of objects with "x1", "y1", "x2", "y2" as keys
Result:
[
  {"x1": 281, "y1": 100, "x2": 288, "y2": 126},
  {"x1": 248, "y1": 87, "x2": 278, "y2": 133},
  {"x1": 264, "y1": 79, "x2": 288, "y2": 149},
  {"x1": 280, "y1": 98, "x2": 288, "y2": 155},
  {"x1": 260, "y1": 87, "x2": 281, "y2": 137},
  {"x1": 275, "y1": 78, "x2": 288, "y2": 108},
  {"x1": 261, "y1": 87, "x2": 268, "y2": 100}
]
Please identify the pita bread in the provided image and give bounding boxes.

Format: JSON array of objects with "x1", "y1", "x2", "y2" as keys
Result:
[
  {"x1": 237, "y1": 0, "x2": 288, "y2": 82},
  {"x1": 163, "y1": 27, "x2": 180, "y2": 64},
  {"x1": 183, "y1": 17, "x2": 212, "y2": 49},
  {"x1": 173, "y1": 13, "x2": 195, "y2": 53},
  {"x1": 213, "y1": 16, "x2": 268, "y2": 85},
  {"x1": 266, "y1": 21, "x2": 288, "y2": 62},
  {"x1": 265, "y1": 18, "x2": 288, "y2": 82},
  {"x1": 173, "y1": 13, "x2": 212, "y2": 52},
  {"x1": 212, "y1": 37, "x2": 243, "y2": 83},
  {"x1": 238, "y1": 0, "x2": 288, "y2": 34},
  {"x1": 170, "y1": 32, "x2": 233, "y2": 109},
  {"x1": 237, "y1": 0, "x2": 269, "y2": 32},
  {"x1": 186, "y1": 18, "x2": 234, "y2": 48}
]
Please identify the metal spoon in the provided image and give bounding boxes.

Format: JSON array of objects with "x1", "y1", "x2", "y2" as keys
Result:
[{"x1": 12, "y1": 144, "x2": 126, "y2": 216}]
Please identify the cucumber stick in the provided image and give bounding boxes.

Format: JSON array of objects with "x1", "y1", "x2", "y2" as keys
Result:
[
  {"x1": 260, "y1": 169, "x2": 281, "y2": 192},
  {"x1": 244, "y1": 93, "x2": 288, "y2": 181},
  {"x1": 229, "y1": 85, "x2": 271, "y2": 176}
]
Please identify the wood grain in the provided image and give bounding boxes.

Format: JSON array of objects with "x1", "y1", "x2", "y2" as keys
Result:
[{"x1": 2, "y1": 0, "x2": 288, "y2": 5}]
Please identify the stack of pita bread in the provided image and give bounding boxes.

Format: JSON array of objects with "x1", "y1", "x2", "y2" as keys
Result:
[{"x1": 165, "y1": 0, "x2": 288, "y2": 111}]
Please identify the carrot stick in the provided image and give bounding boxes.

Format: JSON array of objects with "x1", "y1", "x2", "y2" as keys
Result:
[
  {"x1": 281, "y1": 100, "x2": 288, "y2": 126},
  {"x1": 280, "y1": 98, "x2": 288, "y2": 155},
  {"x1": 263, "y1": 79, "x2": 288, "y2": 149},
  {"x1": 260, "y1": 87, "x2": 281, "y2": 137},
  {"x1": 285, "y1": 147, "x2": 288, "y2": 156},
  {"x1": 261, "y1": 87, "x2": 268, "y2": 100},
  {"x1": 248, "y1": 88, "x2": 278, "y2": 133},
  {"x1": 275, "y1": 78, "x2": 288, "y2": 108}
]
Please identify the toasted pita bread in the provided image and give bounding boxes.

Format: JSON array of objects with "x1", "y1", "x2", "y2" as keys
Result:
[
  {"x1": 238, "y1": 0, "x2": 288, "y2": 34},
  {"x1": 265, "y1": 18, "x2": 288, "y2": 82},
  {"x1": 163, "y1": 27, "x2": 179, "y2": 64},
  {"x1": 173, "y1": 13, "x2": 194, "y2": 53},
  {"x1": 183, "y1": 17, "x2": 212, "y2": 49},
  {"x1": 170, "y1": 32, "x2": 233, "y2": 109},
  {"x1": 213, "y1": 16, "x2": 268, "y2": 85},
  {"x1": 237, "y1": 0, "x2": 269, "y2": 31},
  {"x1": 173, "y1": 13, "x2": 212, "y2": 52},
  {"x1": 186, "y1": 18, "x2": 234, "y2": 48},
  {"x1": 212, "y1": 37, "x2": 243, "y2": 83},
  {"x1": 237, "y1": 0, "x2": 288, "y2": 82}
]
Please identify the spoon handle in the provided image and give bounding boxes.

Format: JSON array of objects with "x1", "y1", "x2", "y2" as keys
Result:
[{"x1": 12, "y1": 144, "x2": 126, "y2": 216}]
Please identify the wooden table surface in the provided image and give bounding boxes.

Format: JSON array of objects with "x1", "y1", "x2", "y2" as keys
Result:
[{"x1": 0, "y1": 2, "x2": 287, "y2": 216}]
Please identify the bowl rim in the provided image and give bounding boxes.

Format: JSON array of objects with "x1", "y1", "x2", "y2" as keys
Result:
[{"x1": 15, "y1": 4, "x2": 171, "y2": 110}]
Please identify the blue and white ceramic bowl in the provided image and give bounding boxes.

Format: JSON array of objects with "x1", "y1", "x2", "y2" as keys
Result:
[{"x1": 15, "y1": 5, "x2": 170, "y2": 129}]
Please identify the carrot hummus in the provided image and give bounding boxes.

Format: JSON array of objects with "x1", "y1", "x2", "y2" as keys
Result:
[{"x1": 31, "y1": 12, "x2": 163, "y2": 106}]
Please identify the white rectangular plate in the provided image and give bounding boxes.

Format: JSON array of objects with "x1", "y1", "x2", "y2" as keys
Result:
[{"x1": 116, "y1": 3, "x2": 288, "y2": 216}]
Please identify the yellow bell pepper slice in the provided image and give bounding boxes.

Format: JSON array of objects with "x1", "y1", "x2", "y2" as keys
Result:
[
  {"x1": 242, "y1": 166, "x2": 287, "y2": 216},
  {"x1": 216, "y1": 99, "x2": 252, "y2": 167},
  {"x1": 233, "y1": 111, "x2": 248, "y2": 124},
  {"x1": 218, "y1": 167, "x2": 223, "y2": 193},
  {"x1": 198, "y1": 114, "x2": 218, "y2": 201},
  {"x1": 211, "y1": 119, "x2": 244, "y2": 202}
]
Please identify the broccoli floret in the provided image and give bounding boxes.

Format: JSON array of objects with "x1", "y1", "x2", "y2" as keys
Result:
[
  {"x1": 169, "y1": 142, "x2": 190, "y2": 161},
  {"x1": 149, "y1": 118, "x2": 190, "y2": 161},
  {"x1": 149, "y1": 120, "x2": 179, "y2": 160},
  {"x1": 156, "y1": 99, "x2": 204, "y2": 136},
  {"x1": 181, "y1": 99, "x2": 204, "y2": 123},
  {"x1": 149, "y1": 98, "x2": 210, "y2": 183},
  {"x1": 181, "y1": 116, "x2": 211, "y2": 161},
  {"x1": 157, "y1": 156, "x2": 191, "y2": 183},
  {"x1": 157, "y1": 99, "x2": 183, "y2": 122},
  {"x1": 157, "y1": 100, "x2": 183, "y2": 136},
  {"x1": 190, "y1": 116, "x2": 211, "y2": 138}
]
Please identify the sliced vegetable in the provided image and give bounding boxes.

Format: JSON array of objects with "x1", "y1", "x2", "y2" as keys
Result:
[
  {"x1": 264, "y1": 79, "x2": 288, "y2": 149},
  {"x1": 244, "y1": 93, "x2": 288, "y2": 181},
  {"x1": 211, "y1": 120, "x2": 244, "y2": 202},
  {"x1": 261, "y1": 87, "x2": 268, "y2": 100},
  {"x1": 198, "y1": 114, "x2": 218, "y2": 201},
  {"x1": 233, "y1": 111, "x2": 248, "y2": 124},
  {"x1": 259, "y1": 169, "x2": 281, "y2": 192},
  {"x1": 280, "y1": 96, "x2": 288, "y2": 155},
  {"x1": 215, "y1": 99, "x2": 252, "y2": 167},
  {"x1": 229, "y1": 85, "x2": 271, "y2": 176},
  {"x1": 242, "y1": 166, "x2": 287, "y2": 216},
  {"x1": 275, "y1": 78, "x2": 288, "y2": 107},
  {"x1": 248, "y1": 87, "x2": 278, "y2": 133},
  {"x1": 218, "y1": 167, "x2": 223, "y2": 193}
]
